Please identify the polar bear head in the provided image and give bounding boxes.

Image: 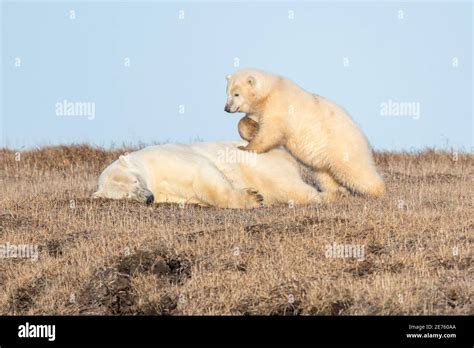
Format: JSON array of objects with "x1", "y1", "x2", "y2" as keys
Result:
[
  {"x1": 92, "y1": 154, "x2": 154, "y2": 205},
  {"x1": 224, "y1": 69, "x2": 278, "y2": 114}
]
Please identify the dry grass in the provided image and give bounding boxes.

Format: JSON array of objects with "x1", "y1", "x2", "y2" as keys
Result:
[{"x1": 0, "y1": 145, "x2": 472, "y2": 315}]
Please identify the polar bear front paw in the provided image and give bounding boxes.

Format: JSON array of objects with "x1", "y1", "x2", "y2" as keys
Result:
[
  {"x1": 320, "y1": 189, "x2": 348, "y2": 202},
  {"x1": 244, "y1": 188, "x2": 264, "y2": 208}
]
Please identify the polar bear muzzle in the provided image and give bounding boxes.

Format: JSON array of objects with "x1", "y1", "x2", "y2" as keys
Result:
[{"x1": 136, "y1": 187, "x2": 154, "y2": 205}]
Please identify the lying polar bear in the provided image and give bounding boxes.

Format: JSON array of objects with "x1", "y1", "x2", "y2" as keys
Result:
[{"x1": 93, "y1": 141, "x2": 322, "y2": 208}]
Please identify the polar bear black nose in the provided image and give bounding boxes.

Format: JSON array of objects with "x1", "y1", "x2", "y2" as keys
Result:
[
  {"x1": 224, "y1": 104, "x2": 231, "y2": 112},
  {"x1": 146, "y1": 194, "x2": 154, "y2": 205}
]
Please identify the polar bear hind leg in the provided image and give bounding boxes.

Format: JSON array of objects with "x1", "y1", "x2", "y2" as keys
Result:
[
  {"x1": 314, "y1": 171, "x2": 349, "y2": 201},
  {"x1": 284, "y1": 182, "x2": 322, "y2": 205},
  {"x1": 329, "y1": 161, "x2": 385, "y2": 198}
]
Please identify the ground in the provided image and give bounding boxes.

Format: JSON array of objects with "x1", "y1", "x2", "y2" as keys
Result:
[{"x1": 0, "y1": 145, "x2": 472, "y2": 315}]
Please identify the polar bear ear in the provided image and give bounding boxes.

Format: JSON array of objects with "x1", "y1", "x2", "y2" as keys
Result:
[
  {"x1": 247, "y1": 75, "x2": 256, "y2": 87},
  {"x1": 119, "y1": 154, "x2": 130, "y2": 167},
  {"x1": 226, "y1": 74, "x2": 232, "y2": 81}
]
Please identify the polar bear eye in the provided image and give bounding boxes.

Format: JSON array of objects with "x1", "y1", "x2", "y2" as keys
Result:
[{"x1": 234, "y1": 93, "x2": 239, "y2": 97}]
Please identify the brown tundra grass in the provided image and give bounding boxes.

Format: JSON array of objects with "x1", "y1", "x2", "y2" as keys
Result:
[{"x1": 0, "y1": 145, "x2": 472, "y2": 315}]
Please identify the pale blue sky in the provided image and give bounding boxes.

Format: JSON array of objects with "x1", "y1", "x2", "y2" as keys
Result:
[{"x1": 1, "y1": 1, "x2": 472, "y2": 150}]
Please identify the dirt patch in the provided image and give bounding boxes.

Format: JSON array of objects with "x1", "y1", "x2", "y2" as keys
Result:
[
  {"x1": 138, "y1": 294, "x2": 179, "y2": 315},
  {"x1": 222, "y1": 260, "x2": 247, "y2": 273},
  {"x1": 77, "y1": 268, "x2": 130, "y2": 314},
  {"x1": 329, "y1": 298, "x2": 354, "y2": 315},
  {"x1": 446, "y1": 288, "x2": 459, "y2": 308},
  {"x1": 0, "y1": 264, "x2": 10, "y2": 288},
  {"x1": 245, "y1": 216, "x2": 351, "y2": 234},
  {"x1": 390, "y1": 172, "x2": 463, "y2": 184},
  {"x1": 77, "y1": 249, "x2": 191, "y2": 315},
  {"x1": 367, "y1": 243, "x2": 385, "y2": 256},
  {"x1": 9, "y1": 277, "x2": 46, "y2": 314},
  {"x1": 265, "y1": 283, "x2": 306, "y2": 315},
  {"x1": 117, "y1": 251, "x2": 170, "y2": 276},
  {"x1": 428, "y1": 255, "x2": 472, "y2": 270},
  {"x1": 37, "y1": 231, "x2": 93, "y2": 258},
  {"x1": 230, "y1": 299, "x2": 257, "y2": 315},
  {"x1": 308, "y1": 298, "x2": 354, "y2": 315},
  {"x1": 178, "y1": 216, "x2": 350, "y2": 242},
  {"x1": 177, "y1": 228, "x2": 226, "y2": 243},
  {"x1": 45, "y1": 239, "x2": 63, "y2": 258},
  {"x1": 231, "y1": 281, "x2": 308, "y2": 315},
  {"x1": 269, "y1": 301, "x2": 302, "y2": 315},
  {"x1": 0, "y1": 211, "x2": 42, "y2": 231},
  {"x1": 231, "y1": 297, "x2": 303, "y2": 316},
  {"x1": 344, "y1": 260, "x2": 375, "y2": 277},
  {"x1": 423, "y1": 173, "x2": 463, "y2": 184},
  {"x1": 384, "y1": 261, "x2": 405, "y2": 274}
]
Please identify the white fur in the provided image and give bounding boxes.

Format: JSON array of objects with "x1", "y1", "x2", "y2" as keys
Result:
[
  {"x1": 94, "y1": 141, "x2": 321, "y2": 208},
  {"x1": 226, "y1": 69, "x2": 386, "y2": 198}
]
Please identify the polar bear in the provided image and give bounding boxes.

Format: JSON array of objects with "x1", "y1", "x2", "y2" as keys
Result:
[
  {"x1": 93, "y1": 141, "x2": 322, "y2": 208},
  {"x1": 225, "y1": 69, "x2": 385, "y2": 199}
]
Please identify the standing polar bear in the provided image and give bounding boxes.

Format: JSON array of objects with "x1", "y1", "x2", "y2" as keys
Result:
[
  {"x1": 93, "y1": 142, "x2": 322, "y2": 208},
  {"x1": 225, "y1": 69, "x2": 385, "y2": 199}
]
